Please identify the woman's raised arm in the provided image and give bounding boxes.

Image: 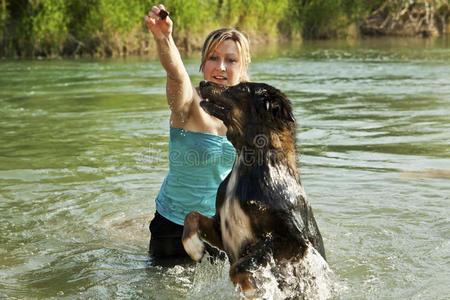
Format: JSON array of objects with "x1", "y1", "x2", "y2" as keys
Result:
[{"x1": 145, "y1": 4, "x2": 196, "y2": 124}]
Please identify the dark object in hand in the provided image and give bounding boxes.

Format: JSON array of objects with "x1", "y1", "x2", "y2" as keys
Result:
[{"x1": 159, "y1": 9, "x2": 168, "y2": 20}]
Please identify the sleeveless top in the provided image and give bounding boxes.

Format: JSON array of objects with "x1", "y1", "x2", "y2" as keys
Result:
[{"x1": 155, "y1": 127, "x2": 236, "y2": 225}]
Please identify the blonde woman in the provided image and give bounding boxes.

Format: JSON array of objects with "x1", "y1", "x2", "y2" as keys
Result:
[{"x1": 145, "y1": 4, "x2": 251, "y2": 261}]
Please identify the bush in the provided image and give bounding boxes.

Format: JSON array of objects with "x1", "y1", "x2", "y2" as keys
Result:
[{"x1": 0, "y1": 0, "x2": 447, "y2": 58}]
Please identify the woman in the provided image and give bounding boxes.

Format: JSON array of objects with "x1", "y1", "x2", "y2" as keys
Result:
[{"x1": 145, "y1": 4, "x2": 251, "y2": 261}]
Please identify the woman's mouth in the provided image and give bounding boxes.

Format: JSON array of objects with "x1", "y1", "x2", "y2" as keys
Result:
[{"x1": 212, "y1": 76, "x2": 227, "y2": 83}]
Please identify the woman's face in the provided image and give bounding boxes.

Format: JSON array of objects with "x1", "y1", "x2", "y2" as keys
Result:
[{"x1": 203, "y1": 40, "x2": 243, "y2": 87}]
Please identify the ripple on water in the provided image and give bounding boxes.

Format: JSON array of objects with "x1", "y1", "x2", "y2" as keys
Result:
[{"x1": 1, "y1": 41, "x2": 449, "y2": 299}]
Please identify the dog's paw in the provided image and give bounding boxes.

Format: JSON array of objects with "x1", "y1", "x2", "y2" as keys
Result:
[
  {"x1": 231, "y1": 271, "x2": 256, "y2": 298},
  {"x1": 182, "y1": 232, "x2": 205, "y2": 262}
]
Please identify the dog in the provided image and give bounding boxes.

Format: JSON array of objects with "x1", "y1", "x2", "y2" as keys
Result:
[{"x1": 182, "y1": 80, "x2": 327, "y2": 295}]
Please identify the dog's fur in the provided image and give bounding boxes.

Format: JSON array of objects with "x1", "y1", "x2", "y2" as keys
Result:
[{"x1": 182, "y1": 81, "x2": 326, "y2": 293}]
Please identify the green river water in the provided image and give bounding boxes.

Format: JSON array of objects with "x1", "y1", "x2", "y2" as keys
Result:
[{"x1": 0, "y1": 38, "x2": 449, "y2": 299}]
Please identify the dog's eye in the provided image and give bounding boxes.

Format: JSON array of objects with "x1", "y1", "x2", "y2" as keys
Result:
[
  {"x1": 239, "y1": 86, "x2": 249, "y2": 93},
  {"x1": 254, "y1": 88, "x2": 266, "y2": 97}
]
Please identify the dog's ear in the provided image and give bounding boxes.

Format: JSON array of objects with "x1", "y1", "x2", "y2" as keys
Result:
[
  {"x1": 281, "y1": 101, "x2": 296, "y2": 123},
  {"x1": 266, "y1": 100, "x2": 295, "y2": 123},
  {"x1": 252, "y1": 84, "x2": 295, "y2": 123},
  {"x1": 264, "y1": 90, "x2": 295, "y2": 123}
]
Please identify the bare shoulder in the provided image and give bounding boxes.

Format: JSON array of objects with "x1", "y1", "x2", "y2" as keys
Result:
[{"x1": 178, "y1": 87, "x2": 226, "y2": 135}]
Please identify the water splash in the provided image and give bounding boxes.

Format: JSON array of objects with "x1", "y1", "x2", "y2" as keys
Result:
[
  {"x1": 189, "y1": 253, "x2": 239, "y2": 299},
  {"x1": 243, "y1": 246, "x2": 341, "y2": 300},
  {"x1": 189, "y1": 247, "x2": 342, "y2": 300}
]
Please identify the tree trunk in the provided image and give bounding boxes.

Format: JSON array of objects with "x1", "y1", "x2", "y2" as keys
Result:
[{"x1": 361, "y1": 0, "x2": 449, "y2": 37}]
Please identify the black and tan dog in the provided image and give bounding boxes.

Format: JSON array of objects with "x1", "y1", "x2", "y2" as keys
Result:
[{"x1": 182, "y1": 81, "x2": 326, "y2": 294}]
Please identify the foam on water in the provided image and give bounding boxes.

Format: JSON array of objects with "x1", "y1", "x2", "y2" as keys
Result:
[
  {"x1": 189, "y1": 254, "x2": 239, "y2": 299},
  {"x1": 242, "y1": 246, "x2": 341, "y2": 300},
  {"x1": 253, "y1": 246, "x2": 342, "y2": 300},
  {"x1": 189, "y1": 246, "x2": 342, "y2": 300}
]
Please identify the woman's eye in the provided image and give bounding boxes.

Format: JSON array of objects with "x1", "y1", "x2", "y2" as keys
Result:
[
  {"x1": 227, "y1": 58, "x2": 237, "y2": 63},
  {"x1": 208, "y1": 56, "x2": 218, "y2": 61}
]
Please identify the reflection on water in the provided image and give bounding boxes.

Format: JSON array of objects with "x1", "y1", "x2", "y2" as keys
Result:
[{"x1": 1, "y1": 38, "x2": 449, "y2": 299}]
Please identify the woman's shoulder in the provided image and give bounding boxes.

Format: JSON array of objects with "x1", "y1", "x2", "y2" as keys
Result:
[{"x1": 173, "y1": 88, "x2": 226, "y2": 136}]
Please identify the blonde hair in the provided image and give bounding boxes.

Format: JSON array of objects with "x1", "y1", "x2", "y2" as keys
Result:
[{"x1": 200, "y1": 28, "x2": 251, "y2": 82}]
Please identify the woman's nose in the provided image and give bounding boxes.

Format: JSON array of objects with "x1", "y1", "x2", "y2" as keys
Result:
[{"x1": 218, "y1": 59, "x2": 226, "y2": 71}]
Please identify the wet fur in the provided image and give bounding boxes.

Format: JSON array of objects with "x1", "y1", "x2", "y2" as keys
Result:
[{"x1": 182, "y1": 81, "x2": 326, "y2": 294}]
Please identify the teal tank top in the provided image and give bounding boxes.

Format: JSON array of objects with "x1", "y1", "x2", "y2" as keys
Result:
[{"x1": 155, "y1": 127, "x2": 236, "y2": 225}]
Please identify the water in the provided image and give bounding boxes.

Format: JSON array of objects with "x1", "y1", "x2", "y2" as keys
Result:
[{"x1": 1, "y1": 37, "x2": 449, "y2": 299}]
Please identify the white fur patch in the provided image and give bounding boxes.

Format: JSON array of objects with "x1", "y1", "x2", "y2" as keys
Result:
[
  {"x1": 183, "y1": 233, "x2": 205, "y2": 262},
  {"x1": 220, "y1": 198, "x2": 255, "y2": 262},
  {"x1": 221, "y1": 154, "x2": 255, "y2": 261}
]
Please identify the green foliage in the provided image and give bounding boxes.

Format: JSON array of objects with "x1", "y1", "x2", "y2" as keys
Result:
[
  {"x1": 0, "y1": 0, "x2": 8, "y2": 31},
  {"x1": 286, "y1": 0, "x2": 385, "y2": 39},
  {"x1": 165, "y1": 0, "x2": 219, "y2": 31},
  {"x1": 100, "y1": 0, "x2": 149, "y2": 35},
  {"x1": 0, "y1": 0, "x2": 9, "y2": 55},
  {"x1": 32, "y1": 0, "x2": 67, "y2": 55},
  {"x1": 0, "y1": 0, "x2": 448, "y2": 58},
  {"x1": 228, "y1": 0, "x2": 288, "y2": 35},
  {"x1": 65, "y1": 0, "x2": 102, "y2": 41},
  {"x1": 94, "y1": 0, "x2": 152, "y2": 55}
]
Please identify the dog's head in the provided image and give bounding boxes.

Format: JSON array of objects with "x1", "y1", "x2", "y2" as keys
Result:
[{"x1": 199, "y1": 81, "x2": 295, "y2": 149}]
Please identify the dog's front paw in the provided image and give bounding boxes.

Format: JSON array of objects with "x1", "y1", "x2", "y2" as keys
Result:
[{"x1": 182, "y1": 231, "x2": 205, "y2": 262}]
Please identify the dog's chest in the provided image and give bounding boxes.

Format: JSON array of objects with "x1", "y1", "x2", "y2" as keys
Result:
[
  {"x1": 220, "y1": 157, "x2": 255, "y2": 262},
  {"x1": 220, "y1": 197, "x2": 254, "y2": 262}
]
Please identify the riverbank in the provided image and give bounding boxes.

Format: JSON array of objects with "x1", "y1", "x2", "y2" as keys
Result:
[
  {"x1": 0, "y1": 0, "x2": 448, "y2": 59},
  {"x1": 2, "y1": 34, "x2": 449, "y2": 62}
]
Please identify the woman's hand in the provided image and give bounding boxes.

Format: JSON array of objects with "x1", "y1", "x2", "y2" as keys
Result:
[{"x1": 145, "y1": 4, "x2": 173, "y2": 41}]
